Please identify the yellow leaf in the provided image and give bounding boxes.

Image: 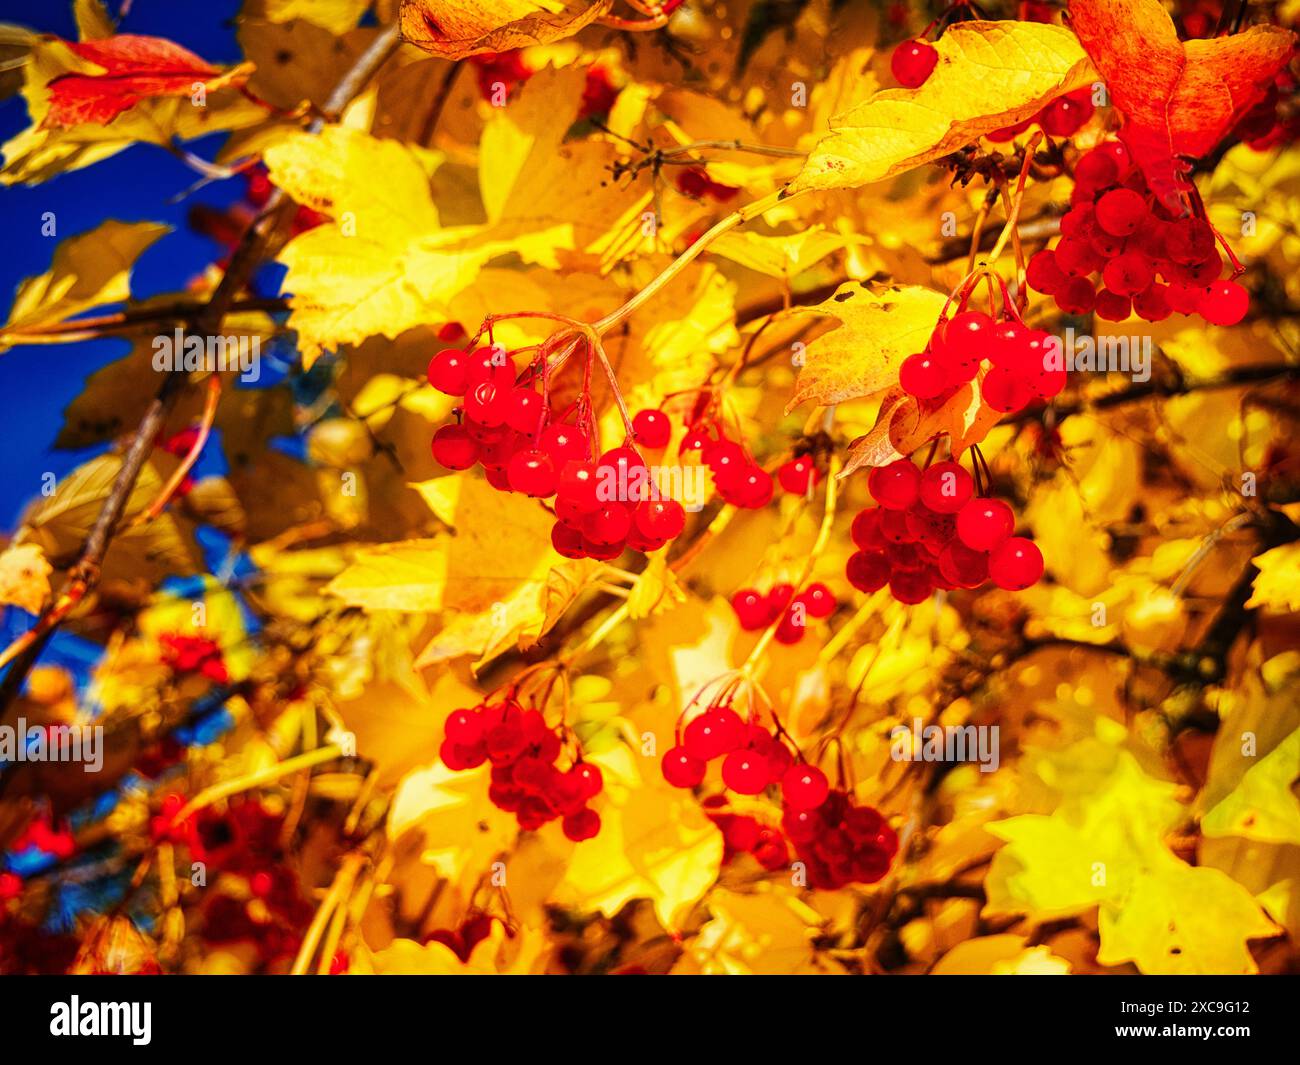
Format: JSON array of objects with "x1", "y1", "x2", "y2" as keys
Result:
[
  {"x1": 788, "y1": 282, "x2": 946, "y2": 410},
  {"x1": 365, "y1": 923, "x2": 550, "y2": 974},
  {"x1": 932, "y1": 934, "x2": 1071, "y2": 974},
  {"x1": 1202, "y1": 726, "x2": 1300, "y2": 846},
  {"x1": 1246, "y1": 543, "x2": 1300, "y2": 613},
  {"x1": 264, "y1": 126, "x2": 499, "y2": 366},
  {"x1": 791, "y1": 21, "x2": 1095, "y2": 193},
  {"x1": 398, "y1": 0, "x2": 614, "y2": 60},
  {"x1": 1096, "y1": 851, "x2": 1278, "y2": 975},
  {"x1": 555, "y1": 765, "x2": 722, "y2": 930},
  {"x1": 259, "y1": 0, "x2": 369, "y2": 34},
  {"x1": 684, "y1": 889, "x2": 835, "y2": 975},
  {"x1": 324, "y1": 539, "x2": 450, "y2": 613},
  {"x1": 2, "y1": 220, "x2": 169, "y2": 350},
  {"x1": 708, "y1": 225, "x2": 851, "y2": 279},
  {"x1": 0, "y1": 543, "x2": 51, "y2": 614}
]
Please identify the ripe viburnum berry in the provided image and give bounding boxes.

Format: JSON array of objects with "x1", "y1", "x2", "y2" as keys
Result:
[
  {"x1": 781, "y1": 765, "x2": 829, "y2": 810},
  {"x1": 731, "y1": 588, "x2": 768, "y2": 630},
  {"x1": 956, "y1": 498, "x2": 1015, "y2": 551},
  {"x1": 1197, "y1": 280, "x2": 1250, "y2": 326},
  {"x1": 899, "y1": 352, "x2": 950, "y2": 399},
  {"x1": 722, "y1": 750, "x2": 770, "y2": 795},
  {"x1": 1095, "y1": 187, "x2": 1148, "y2": 236},
  {"x1": 919, "y1": 461, "x2": 973, "y2": 514},
  {"x1": 634, "y1": 498, "x2": 685, "y2": 540},
  {"x1": 891, "y1": 39, "x2": 937, "y2": 88},
  {"x1": 432, "y1": 425, "x2": 479, "y2": 470},
  {"x1": 988, "y1": 536, "x2": 1045, "y2": 590},
  {"x1": 427, "y1": 349, "x2": 470, "y2": 395},
  {"x1": 507, "y1": 449, "x2": 557, "y2": 497},
  {"x1": 846, "y1": 550, "x2": 890, "y2": 593},
  {"x1": 662, "y1": 746, "x2": 706, "y2": 788},
  {"x1": 632, "y1": 408, "x2": 671, "y2": 448},
  {"x1": 868, "y1": 459, "x2": 921, "y2": 510},
  {"x1": 799, "y1": 582, "x2": 835, "y2": 619},
  {"x1": 777, "y1": 455, "x2": 819, "y2": 495}
]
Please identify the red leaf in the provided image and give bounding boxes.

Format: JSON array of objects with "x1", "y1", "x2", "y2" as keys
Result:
[
  {"x1": 42, "y1": 34, "x2": 246, "y2": 129},
  {"x1": 1068, "y1": 0, "x2": 1295, "y2": 204}
]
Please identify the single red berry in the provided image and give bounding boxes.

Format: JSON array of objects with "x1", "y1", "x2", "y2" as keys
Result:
[
  {"x1": 445, "y1": 708, "x2": 483, "y2": 746},
  {"x1": 899, "y1": 352, "x2": 950, "y2": 399},
  {"x1": 1101, "y1": 252, "x2": 1154, "y2": 297},
  {"x1": 1095, "y1": 187, "x2": 1148, "y2": 237},
  {"x1": 558, "y1": 459, "x2": 601, "y2": 513},
  {"x1": 988, "y1": 536, "x2": 1045, "y2": 590},
  {"x1": 781, "y1": 765, "x2": 829, "y2": 810},
  {"x1": 539, "y1": 423, "x2": 588, "y2": 465},
  {"x1": 891, "y1": 39, "x2": 938, "y2": 88},
  {"x1": 919, "y1": 461, "x2": 974, "y2": 514},
  {"x1": 778, "y1": 455, "x2": 819, "y2": 495},
  {"x1": 562, "y1": 808, "x2": 601, "y2": 841},
  {"x1": 1133, "y1": 283, "x2": 1172, "y2": 322},
  {"x1": 684, "y1": 707, "x2": 744, "y2": 761},
  {"x1": 722, "y1": 750, "x2": 770, "y2": 795},
  {"x1": 726, "y1": 465, "x2": 774, "y2": 508},
  {"x1": 504, "y1": 388, "x2": 543, "y2": 434},
  {"x1": 889, "y1": 568, "x2": 933, "y2": 605},
  {"x1": 662, "y1": 746, "x2": 706, "y2": 788},
  {"x1": 1038, "y1": 91, "x2": 1094, "y2": 137},
  {"x1": 1026, "y1": 249, "x2": 1067, "y2": 295},
  {"x1": 632, "y1": 408, "x2": 671, "y2": 449},
  {"x1": 730, "y1": 588, "x2": 768, "y2": 630},
  {"x1": 551, "y1": 522, "x2": 586, "y2": 559},
  {"x1": 1197, "y1": 280, "x2": 1249, "y2": 326},
  {"x1": 800, "y1": 582, "x2": 835, "y2": 618},
  {"x1": 938, "y1": 541, "x2": 989, "y2": 588},
  {"x1": 680, "y1": 426, "x2": 711, "y2": 453},
  {"x1": 507, "y1": 449, "x2": 558, "y2": 497},
  {"x1": 427, "y1": 349, "x2": 469, "y2": 395},
  {"x1": 431, "y1": 425, "x2": 479, "y2": 471},
  {"x1": 956, "y1": 498, "x2": 1015, "y2": 551},
  {"x1": 464, "y1": 379, "x2": 509, "y2": 427},
  {"x1": 868, "y1": 459, "x2": 920, "y2": 510},
  {"x1": 851, "y1": 508, "x2": 884, "y2": 550},
  {"x1": 584, "y1": 502, "x2": 632, "y2": 544},
  {"x1": 980, "y1": 366, "x2": 1033, "y2": 413},
  {"x1": 250, "y1": 870, "x2": 274, "y2": 898},
  {"x1": 846, "y1": 550, "x2": 890, "y2": 593},
  {"x1": 1095, "y1": 289, "x2": 1132, "y2": 322},
  {"x1": 1056, "y1": 275, "x2": 1099, "y2": 315},
  {"x1": 723, "y1": 815, "x2": 762, "y2": 852},
  {"x1": 634, "y1": 498, "x2": 685, "y2": 540},
  {"x1": 569, "y1": 762, "x2": 603, "y2": 801}
]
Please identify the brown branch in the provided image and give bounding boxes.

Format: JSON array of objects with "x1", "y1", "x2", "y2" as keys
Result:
[{"x1": 0, "y1": 297, "x2": 288, "y2": 343}]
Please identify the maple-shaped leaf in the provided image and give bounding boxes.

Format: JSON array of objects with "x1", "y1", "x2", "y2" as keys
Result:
[
  {"x1": 42, "y1": 34, "x2": 253, "y2": 129},
  {"x1": 398, "y1": 0, "x2": 613, "y2": 60},
  {"x1": 792, "y1": 20, "x2": 1095, "y2": 193},
  {"x1": 1068, "y1": 0, "x2": 1296, "y2": 204}
]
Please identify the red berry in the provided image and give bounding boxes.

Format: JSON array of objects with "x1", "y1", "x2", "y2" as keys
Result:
[
  {"x1": 722, "y1": 750, "x2": 770, "y2": 795},
  {"x1": 1095, "y1": 187, "x2": 1148, "y2": 237},
  {"x1": 634, "y1": 498, "x2": 685, "y2": 540},
  {"x1": 1095, "y1": 289, "x2": 1132, "y2": 322},
  {"x1": 684, "y1": 707, "x2": 744, "y2": 761},
  {"x1": 1197, "y1": 280, "x2": 1249, "y2": 326},
  {"x1": 504, "y1": 388, "x2": 543, "y2": 434},
  {"x1": 1038, "y1": 91, "x2": 1093, "y2": 137},
  {"x1": 1101, "y1": 252, "x2": 1153, "y2": 297},
  {"x1": 867, "y1": 459, "x2": 920, "y2": 510},
  {"x1": 919, "y1": 461, "x2": 973, "y2": 514},
  {"x1": 988, "y1": 536, "x2": 1044, "y2": 589},
  {"x1": 445, "y1": 708, "x2": 483, "y2": 746},
  {"x1": 891, "y1": 39, "x2": 938, "y2": 88},
  {"x1": 632, "y1": 409, "x2": 671, "y2": 448},
  {"x1": 507, "y1": 449, "x2": 557, "y2": 497},
  {"x1": 981, "y1": 366, "x2": 1033, "y2": 413},
  {"x1": 558, "y1": 460, "x2": 601, "y2": 513},
  {"x1": 731, "y1": 588, "x2": 768, "y2": 630},
  {"x1": 778, "y1": 455, "x2": 819, "y2": 495},
  {"x1": 680, "y1": 426, "x2": 711, "y2": 453},
  {"x1": 250, "y1": 870, "x2": 274, "y2": 898},
  {"x1": 851, "y1": 508, "x2": 884, "y2": 550},
  {"x1": 889, "y1": 568, "x2": 932, "y2": 605},
  {"x1": 1026, "y1": 249, "x2": 1067, "y2": 294},
  {"x1": 1133, "y1": 283, "x2": 1172, "y2": 322},
  {"x1": 956, "y1": 498, "x2": 1015, "y2": 551},
  {"x1": 799, "y1": 582, "x2": 835, "y2": 619},
  {"x1": 662, "y1": 746, "x2": 706, "y2": 788},
  {"x1": 846, "y1": 550, "x2": 889, "y2": 593},
  {"x1": 1056, "y1": 275, "x2": 1098, "y2": 315},
  {"x1": 427, "y1": 349, "x2": 469, "y2": 395},
  {"x1": 539, "y1": 423, "x2": 588, "y2": 465},
  {"x1": 899, "y1": 352, "x2": 950, "y2": 399},
  {"x1": 938, "y1": 541, "x2": 989, "y2": 588},
  {"x1": 431, "y1": 425, "x2": 479, "y2": 471},
  {"x1": 584, "y1": 503, "x2": 632, "y2": 544},
  {"x1": 562, "y1": 808, "x2": 601, "y2": 841},
  {"x1": 551, "y1": 522, "x2": 585, "y2": 558},
  {"x1": 569, "y1": 762, "x2": 603, "y2": 801},
  {"x1": 727, "y1": 465, "x2": 774, "y2": 508},
  {"x1": 464, "y1": 378, "x2": 509, "y2": 427},
  {"x1": 781, "y1": 765, "x2": 829, "y2": 810}
]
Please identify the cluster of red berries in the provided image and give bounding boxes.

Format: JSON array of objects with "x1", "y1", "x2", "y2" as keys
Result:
[
  {"x1": 988, "y1": 87, "x2": 1095, "y2": 141},
  {"x1": 428, "y1": 346, "x2": 687, "y2": 561},
  {"x1": 846, "y1": 459, "x2": 1044, "y2": 602},
  {"x1": 441, "y1": 700, "x2": 603, "y2": 841},
  {"x1": 730, "y1": 582, "x2": 836, "y2": 643},
  {"x1": 661, "y1": 707, "x2": 796, "y2": 794},
  {"x1": 900, "y1": 307, "x2": 1065, "y2": 414},
  {"x1": 783, "y1": 791, "x2": 899, "y2": 889},
  {"x1": 1027, "y1": 141, "x2": 1250, "y2": 326},
  {"x1": 702, "y1": 796, "x2": 789, "y2": 871},
  {"x1": 9, "y1": 815, "x2": 76, "y2": 864}
]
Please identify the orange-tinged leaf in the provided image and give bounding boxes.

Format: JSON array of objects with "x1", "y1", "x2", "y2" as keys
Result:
[
  {"x1": 42, "y1": 34, "x2": 252, "y2": 129},
  {"x1": 1068, "y1": 0, "x2": 1296, "y2": 203},
  {"x1": 791, "y1": 20, "x2": 1095, "y2": 193},
  {"x1": 842, "y1": 381, "x2": 1001, "y2": 475},
  {"x1": 398, "y1": 0, "x2": 614, "y2": 60}
]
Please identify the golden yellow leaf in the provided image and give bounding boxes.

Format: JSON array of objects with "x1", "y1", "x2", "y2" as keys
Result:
[
  {"x1": 1, "y1": 220, "x2": 168, "y2": 350},
  {"x1": 0, "y1": 542, "x2": 51, "y2": 614},
  {"x1": 264, "y1": 125, "x2": 501, "y2": 366},
  {"x1": 1246, "y1": 542, "x2": 1300, "y2": 613},
  {"x1": 258, "y1": 0, "x2": 369, "y2": 34},
  {"x1": 398, "y1": 0, "x2": 613, "y2": 60},
  {"x1": 788, "y1": 282, "x2": 947, "y2": 410},
  {"x1": 791, "y1": 21, "x2": 1095, "y2": 193},
  {"x1": 931, "y1": 934, "x2": 1071, "y2": 974},
  {"x1": 683, "y1": 889, "x2": 835, "y2": 975}
]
